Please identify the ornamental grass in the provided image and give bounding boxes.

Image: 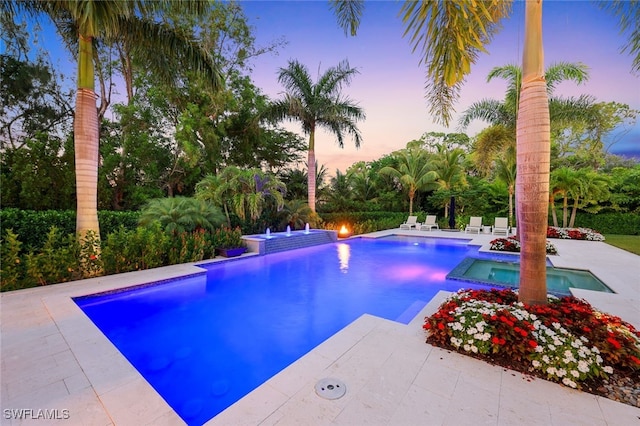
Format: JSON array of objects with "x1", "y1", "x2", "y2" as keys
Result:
[{"x1": 424, "y1": 289, "x2": 639, "y2": 396}]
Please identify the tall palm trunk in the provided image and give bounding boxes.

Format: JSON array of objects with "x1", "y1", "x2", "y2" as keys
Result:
[
  {"x1": 516, "y1": 0, "x2": 550, "y2": 305},
  {"x1": 549, "y1": 192, "x2": 558, "y2": 227},
  {"x1": 307, "y1": 130, "x2": 317, "y2": 212},
  {"x1": 569, "y1": 198, "x2": 579, "y2": 228},
  {"x1": 508, "y1": 184, "x2": 514, "y2": 228},
  {"x1": 75, "y1": 35, "x2": 101, "y2": 245}
]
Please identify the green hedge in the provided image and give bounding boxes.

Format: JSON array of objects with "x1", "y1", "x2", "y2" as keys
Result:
[
  {"x1": 1, "y1": 225, "x2": 244, "y2": 292},
  {"x1": 569, "y1": 212, "x2": 640, "y2": 235},
  {"x1": 0, "y1": 209, "x2": 141, "y2": 249}
]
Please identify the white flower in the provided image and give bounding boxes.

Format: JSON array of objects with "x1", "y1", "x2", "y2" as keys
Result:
[
  {"x1": 532, "y1": 360, "x2": 541, "y2": 368},
  {"x1": 542, "y1": 355, "x2": 550, "y2": 363},
  {"x1": 562, "y1": 378, "x2": 577, "y2": 388},
  {"x1": 571, "y1": 370, "x2": 580, "y2": 378},
  {"x1": 578, "y1": 360, "x2": 589, "y2": 373},
  {"x1": 603, "y1": 366, "x2": 613, "y2": 374}
]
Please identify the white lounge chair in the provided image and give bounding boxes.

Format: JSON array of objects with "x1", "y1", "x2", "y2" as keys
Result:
[
  {"x1": 419, "y1": 215, "x2": 439, "y2": 231},
  {"x1": 399, "y1": 215, "x2": 419, "y2": 230},
  {"x1": 492, "y1": 217, "x2": 510, "y2": 235},
  {"x1": 465, "y1": 216, "x2": 483, "y2": 234}
]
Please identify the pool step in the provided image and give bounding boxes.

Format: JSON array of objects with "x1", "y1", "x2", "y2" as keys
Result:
[{"x1": 394, "y1": 300, "x2": 427, "y2": 324}]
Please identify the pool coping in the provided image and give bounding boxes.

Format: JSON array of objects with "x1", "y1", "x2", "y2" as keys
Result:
[{"x1": 2, "y1": 229, "x2": 639, "y2": 425}]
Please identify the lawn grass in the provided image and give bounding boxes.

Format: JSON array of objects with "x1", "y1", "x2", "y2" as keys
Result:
[{"x1": 604, "y1": 234, "x2": 640, "y2": 255}]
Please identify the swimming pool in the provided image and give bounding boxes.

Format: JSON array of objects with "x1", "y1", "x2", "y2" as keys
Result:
[{"x1": 75, "y1": 236, "x2": 495, "y2": 425}]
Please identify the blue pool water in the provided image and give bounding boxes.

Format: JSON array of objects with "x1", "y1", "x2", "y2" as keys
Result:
[{"x1": 75, "y1": 236, "x2": 496, "y2": 425}]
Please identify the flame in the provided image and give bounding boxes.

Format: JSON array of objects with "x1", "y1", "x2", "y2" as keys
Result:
[{"x1": 339, "y1": 225, "x2": 349, "y2": 235}]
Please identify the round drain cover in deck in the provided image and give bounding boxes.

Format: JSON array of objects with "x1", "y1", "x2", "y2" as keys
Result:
[{"x1": 315, "y1": 378, "x2": 346, "y2": 400}]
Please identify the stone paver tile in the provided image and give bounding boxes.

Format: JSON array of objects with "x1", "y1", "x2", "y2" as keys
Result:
[
  {"x1": 596, "y1": 396, "x2": 640, "y2": 424},
  {"x1": 206, "y1": 383, "x2": 288, "y2": 426},
  {"x1": 3, "y1": 380, "x2": 69, "y2": 411},
  {"x1": 266, "y1": 351, "x2": 333, "y2": 398},
  {"x1": 389, "y1": 385, "x2": 449, "y2": 425},
  {"x1": 412, "y1": 359, "x2": 460, "y2": 398},
  {"x1": 333, "y1": 342, "x2": 426, "y2": 425},
  {"x1": 145, "y1": 410, "x2": 185, "y2": 426},
  {"x1": 98, "y1": 377, "x2": 174, "y2": 426},
  {"x1": 268, "y1": 385, "x2": 349, "y2": 426}
]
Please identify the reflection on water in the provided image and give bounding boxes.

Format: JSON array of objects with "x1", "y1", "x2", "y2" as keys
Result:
[{"x1": 337, "y1": 243, "x2": 350, "y2": 273}]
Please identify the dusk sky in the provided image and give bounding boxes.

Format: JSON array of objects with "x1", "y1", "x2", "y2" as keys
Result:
[
  {"x1": 240, "y1": 0, "x2": 639, "y2": 173},
  {"x1": 21, "y1": 1, "x2": 640, "y2": 174}
]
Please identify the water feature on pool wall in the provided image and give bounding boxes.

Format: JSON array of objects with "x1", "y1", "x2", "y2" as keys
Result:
[{"x1": 243, "y1": 229, "x2": 338, "y2": 255}]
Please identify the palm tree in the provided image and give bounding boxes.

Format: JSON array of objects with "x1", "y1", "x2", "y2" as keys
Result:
[
  {"x1": 196, "y1": 166, "x2": 286, "y2": 224},
  {"x1": 330, "y1": 0, "x2": 640, "y2": 305},
  {"x1": 494, "y1": 151, "x2": 517, "y2": 228},
  {"x1": 4, "y1": 1, "x2": 221, "y2": 260},
  {"x1": 567, "y1": 170, "x2": 611, "y2": 228},
  {"x1": 550, "y1": 167, "x2": 580, "y2": 228},
  {"x1": 380, "y1": 147, "x2": 439, "y2": 216},
  {"x1": 431, "y1": 144, "x2": 467, "y2": 218},
  {"x1": 460, "y1": 62, "x2": 591, "y2": 172},
  {"x1": 268, "y1": 59, "x2": 365, "y2": 212}
]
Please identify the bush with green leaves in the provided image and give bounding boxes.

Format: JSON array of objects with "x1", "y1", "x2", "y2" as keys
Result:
[
  {"x1": 0, "y1": 208, "x2": 141, "y2": 249},
  {"x1": 209, "y1": 227, "x2": 245, "y2": 250},
  {"x1": 0, "y1": 229, "x2": 24, "y2": 291},
  {"x1": 101, "y1": 224, "x2": 169, "y2": 274},
  {"x1": 168, "y1": 229, "x2": 212, "y2": 264},
  {"x1": 139, "y1": 197, "x2": 225, "y2": 233},
  {"x1": 24, "y1": 227, "x2": 80, "y2": 285}
]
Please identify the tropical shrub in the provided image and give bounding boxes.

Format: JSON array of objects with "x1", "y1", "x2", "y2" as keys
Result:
[
  {"x1": 209, "y1": 227, "x2": 245, "y2": 250},
  {"x1": 139, "y1": 197, "x2": 225, "y2": 233},
  {"x1": 24, "y1": 227, "x2": 80, "y2": 285},
  {"x1": 168, "y1": 229, "x2": 211, "y2": 264},
  {"x1": 424, "y1": 289, "x2": 639, "y2": 391},
  {"x1": 0, "y1": 230, "x2": 24, "y2": 291},
  {"x1": 101, "y1": 224, "x2": 169, "y2": 274}
]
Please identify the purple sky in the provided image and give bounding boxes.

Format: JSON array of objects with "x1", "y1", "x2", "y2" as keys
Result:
[
  {"x1": 23, "y1": 1, "x2": 639, "y2": 174},
  {"x1": 241, "y1": 0, "x2": 639, "y2": 173}
]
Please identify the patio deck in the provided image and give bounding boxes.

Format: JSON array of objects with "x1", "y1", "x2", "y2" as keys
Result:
[{"x1": 1, "y1": 229, "x2": 638, "y2": 425}]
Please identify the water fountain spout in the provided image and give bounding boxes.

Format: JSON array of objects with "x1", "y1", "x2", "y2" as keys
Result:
[
  {"x1": 266, "y1": 228, "x2": 271, "y2": 239},
  {"x1": 286, "y1": 225, "x2": 291, "y2": 236},
  {"x1": 304, "y1": 223, "x2": 310, "y2": 234}
]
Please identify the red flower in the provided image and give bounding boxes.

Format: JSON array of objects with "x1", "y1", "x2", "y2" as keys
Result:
[
  {"x1": 528, "y1": 340, "x2": 538, "y2": 348},
  {"x1": 630, "y1": 356, "x2": 640, "y2": 365},
  {"x1": 89, "y1": 254, "x2": 97, "y2": 260},
  {"x1": 423, "y1": 323, "x2": 432, "y2": 330},
  {"x1": 437, "y1": 323, "x2": 445, "y2": 330},
  {"x1": 606, "y1": 337, "x2": 622, "y2": 349},
  {"x1": 492, "y1": 336, "x2": 500, "y2": 345}
]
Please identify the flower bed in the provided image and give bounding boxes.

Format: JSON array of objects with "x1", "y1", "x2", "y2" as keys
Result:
[
  {"x1": 490, "y1": 236, "x2": 558, "y2": 255},
  {"x1": 424, "y1": 289, "x2": 640, "y2": 397},
  {"x1": 547, "y1": 226, "x2": 605, "y2": 241}
]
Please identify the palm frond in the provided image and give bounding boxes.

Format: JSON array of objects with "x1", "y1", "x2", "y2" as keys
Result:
[
  {"x1": 401, "y1": 0, "x2": 512, "y2": 125},
  {"x1": 329, "y1": 0, "x2": 365, "y2": 36}
]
